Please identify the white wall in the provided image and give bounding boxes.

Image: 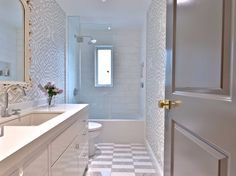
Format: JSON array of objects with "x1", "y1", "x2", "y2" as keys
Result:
[{"x1": 78, "y1": 26, "x2": 143, "y2": 119}]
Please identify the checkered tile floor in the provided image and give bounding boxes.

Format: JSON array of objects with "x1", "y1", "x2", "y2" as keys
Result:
[{"x1": 85, "y1": 143, "x2": 158, "y2": 176}]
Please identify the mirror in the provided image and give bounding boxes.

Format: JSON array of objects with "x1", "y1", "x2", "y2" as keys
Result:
[{"x1": 0, "y1": 0, "x2": 31, "y2": 85}]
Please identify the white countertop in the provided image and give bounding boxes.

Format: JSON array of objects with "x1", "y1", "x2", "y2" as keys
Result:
[{"x1": 0, "y1": 104, "x2": 88, "y2": 162}]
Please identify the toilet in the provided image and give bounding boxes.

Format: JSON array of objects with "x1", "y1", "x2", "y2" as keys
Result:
[{"x1": 88, "y1": 122, "x2": 102, "y2": 157}]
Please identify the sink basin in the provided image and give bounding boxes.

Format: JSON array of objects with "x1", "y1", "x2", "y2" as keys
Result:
[{"x1": 4, "y1": 112, "x2": 63, "y2": 126}]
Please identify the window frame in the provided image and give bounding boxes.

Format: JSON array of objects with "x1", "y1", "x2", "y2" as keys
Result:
[{"x1": 94, "y1": 45, "x2": 113, "y2": 88}]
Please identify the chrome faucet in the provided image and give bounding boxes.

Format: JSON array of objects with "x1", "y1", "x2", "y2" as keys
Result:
[{"x1": 1, "y1": 85, "x2": 26, "y2": 117}]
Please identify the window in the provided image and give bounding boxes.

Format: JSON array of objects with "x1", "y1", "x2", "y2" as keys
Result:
[{"x1": 95, "y1": 45, "x2": 113, "y2": 87}]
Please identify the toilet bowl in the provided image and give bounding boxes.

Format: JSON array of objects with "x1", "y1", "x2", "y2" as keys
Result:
[{"x1": 88, "y1": 122, "x2": 102, "y2": 157}]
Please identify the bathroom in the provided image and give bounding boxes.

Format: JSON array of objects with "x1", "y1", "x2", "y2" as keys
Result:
[
  {"x1": 0, "y1": 0, "x2": 162, "y2": 175},
  {"x1": 1, "y1": 0, "x2": 236, "y2": 176}
]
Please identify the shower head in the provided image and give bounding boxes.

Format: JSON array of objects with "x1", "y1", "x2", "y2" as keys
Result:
[
  {"x1": 88, "y1": 39, "x2": 97, "y2": 44},
  {"x1": 75, "y1": 35, "x2": 97, "y2": 44}
]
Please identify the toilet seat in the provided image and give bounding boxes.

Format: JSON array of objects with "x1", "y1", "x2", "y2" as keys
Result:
[{"x1": 88, "y1": 122, "x2": 102, "y2": 132}]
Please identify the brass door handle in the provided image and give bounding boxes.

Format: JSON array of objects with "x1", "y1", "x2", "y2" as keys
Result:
[{"x1": 158, "y1": 99, "x2": 182, "y2": 110}]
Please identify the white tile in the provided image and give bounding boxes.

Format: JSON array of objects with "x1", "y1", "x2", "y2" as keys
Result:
[
  {"x1": 113, "y1": 153, "x2": 132, "y2": 156},
  {"x1": 99, "y1": 146, "x2": 114, "y2": 149},
  {"x1": 131, "y1": 146, "x2": 146, "y2": 150},
  {"x1": 132, "y1": 151, "x2": 148, "y2": 154},
  {"x1": 133, "y1": 162, "x2": 153, "y2": 166},
  {"x1": 134, "y1": 169, "x2": 156, "y2": 173},
  {"x1": 91, "y1": 161, "x2": 112, "y2": 165},
  {"x1": 113, "y1": 158, "x2": 133, "y2": 162},
  {"x1": 112, "y1": 165, "x2": 134, "y2": 169},
  {"x1": 114, "y1": 148, "x2": 132, "y2": 152},
  {"x1": 88, "y1": 168, "x2": 112, "y2": 172},
  {"x1": 96, "y1": 155, "x2": 113, "y2": 159},
  {"x1": 133, "y1": 156, "x2": 151, "y2": 160},
  {"x1": 101, "y1": 150, "x2": 113, "y2": 154},
  {"x1": 111, "y1": 172, "x2": 135, "y2": 176},
  {"x1": 114, "y1": 144, "x2": 131, "y2": 147},
  {"x1": 98, "y1": 143, "x2": 114, "y2": 146}
]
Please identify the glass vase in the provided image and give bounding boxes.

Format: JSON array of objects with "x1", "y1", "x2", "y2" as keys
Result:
[{"x1": 48, "y1": 96, "x2": 55, "y2": 107}]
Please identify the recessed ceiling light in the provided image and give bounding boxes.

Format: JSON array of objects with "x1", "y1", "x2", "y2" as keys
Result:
[
  {"x1": 101, "y1": 0, "x2": 107, "y2": 2},
  {"x1": 107, "y1": 26, "x2": 111, "y2": 30}
]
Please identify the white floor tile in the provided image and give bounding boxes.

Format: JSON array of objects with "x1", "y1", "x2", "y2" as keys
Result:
[
  {"x1": 88, "y1": 168, "x2": 112, "y2": 172},
  {"x1": 114, "y1": 148, "x2": 132, "y2": 151},
  {"x1": 111, "y1": 172, "x2": 135, "y2": 176},
  {"x1": 95, "y1": 155, "x2": 113, "y2": 159},
  {"x1": 91, "y1": 161, "x2": 112, "y2": 165},
  {"x1": 134, "y1": 162, "x2": 153, "y2": 166},
  {"x1": 113, "y1": 153, "x2": 132, "y2": 156},
  {"x1": 112, "y1": 165, "x2": 134, "y2": 169},
  {"x1": 133, "y1": 156, "x2": 151, "y2": 160},
  {"x1": 86, "y1": 143, "x2": 155, "y2": 176},
  {"x1": 113, "y1": 158, "x2": 133, "y2": 162},
  {"x1": 135, "y1": 169, "x2": 156, "y2": 173}
]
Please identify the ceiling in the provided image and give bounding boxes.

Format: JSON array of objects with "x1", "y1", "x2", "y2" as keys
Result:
[{"x1": 56, "y1": 0, "x2": 152, "y2": 28}]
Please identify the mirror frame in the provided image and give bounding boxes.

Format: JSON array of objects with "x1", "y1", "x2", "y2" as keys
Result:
[{"x1": 0, "y1": 0, "x2": 32, "y2": 89}]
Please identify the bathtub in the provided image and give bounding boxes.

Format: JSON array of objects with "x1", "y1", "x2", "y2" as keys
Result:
[{"x1": 89, "y1": 119, "x2": 145, "y2": 144}]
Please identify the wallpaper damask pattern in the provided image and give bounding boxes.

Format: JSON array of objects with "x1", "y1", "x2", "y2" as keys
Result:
[
  {"x1": 0, "y1": 0, "x2": 66, "y2": 106},
  {"x1": 146, "y1": 0, "x2": 166, "y2": 174}
]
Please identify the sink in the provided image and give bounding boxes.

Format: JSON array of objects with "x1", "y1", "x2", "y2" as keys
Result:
[{"x1": 4, "y1": 112, "x2": 63, "y2": 126}]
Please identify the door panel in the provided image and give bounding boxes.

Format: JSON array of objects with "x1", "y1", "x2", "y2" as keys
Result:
[
  {"x1": 173, "y1": 0, "x2": 232, "y2": 95},
  {"x1": 173, "y1": 122, "x2": 228, "y2": 176},
  {"x1": 165, "y1": 0, "x2": 236, "y2": 175},
  {"x1": 175, "y1": 0, "x2": 223, "y2": 89}
]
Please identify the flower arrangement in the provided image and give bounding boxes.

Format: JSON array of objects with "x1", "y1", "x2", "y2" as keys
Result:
[
  {"x1": 43, "y1": 82, "x2": 63, "y2": 97},
  {"x1": 38, "y1": 82, "x2": 63, "y2": 106}
]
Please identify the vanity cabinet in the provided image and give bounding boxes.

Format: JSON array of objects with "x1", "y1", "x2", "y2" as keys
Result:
[
  {"x1": 51, "y1": 136, "x2": 80, "y2": 176},
  {"x1": 1, "y1": 106, "x2": 89, "y2": 176},
  {"x1": 8, "y1": 148, "x2": 48, "y2": 176},
  {"x1": 21, "y1": 148, "x2": 48, "y2": 176},
  {"x1": 51, "y1": 112, "x2": 88, "y2": 176}
]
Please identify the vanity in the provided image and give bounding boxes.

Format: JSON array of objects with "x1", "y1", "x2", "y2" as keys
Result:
[
  {"x1": 0, "y1": 104, "x2": 89, "y2": 176},
  {"x1": 0, "y1": 1, "x2": 89, "y2": 175}
]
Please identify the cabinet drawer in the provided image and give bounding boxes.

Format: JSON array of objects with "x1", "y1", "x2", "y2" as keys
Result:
[
  {"x1": 78, "y1": 132, "x2": 88, "y2": 175},
  {"x1": 51, "y1": 136, "x2": 80, "y2": 176},
  {"x1": 51, "y1": 121, "x2": 79, "y2": 166},
  {"x1": 22, "y1": 148, "x2": 48, "y2": 176}
]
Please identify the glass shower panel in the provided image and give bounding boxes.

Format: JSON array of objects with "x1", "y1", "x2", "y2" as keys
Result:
[{"x1": 67, "y1": 16, "x2": 81, "y2": 103}]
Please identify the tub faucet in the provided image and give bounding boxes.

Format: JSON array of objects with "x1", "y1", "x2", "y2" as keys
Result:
[{"x1": 1, "y1": 85, "x2": 26, "y2": 117}]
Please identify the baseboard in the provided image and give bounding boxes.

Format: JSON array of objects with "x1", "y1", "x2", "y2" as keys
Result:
[{"x1": 145, "y1": 140, "x2": 163, "y2": 176}]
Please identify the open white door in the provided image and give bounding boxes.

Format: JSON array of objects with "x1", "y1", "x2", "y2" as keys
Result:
[{"x1": 164, "y1": 0, "x2": 236, "y2": 175}]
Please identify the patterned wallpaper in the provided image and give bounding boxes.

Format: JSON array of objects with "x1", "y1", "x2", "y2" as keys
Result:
[
  {"x1": 0, "y1": 0, "x2": 66, "y2": 106},
  {"x1": 146, "y1": 0, "x2": 166, "y2": 174}
]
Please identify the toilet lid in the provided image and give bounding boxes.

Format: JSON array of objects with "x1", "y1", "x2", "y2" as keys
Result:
[{"x1": 88, "y1": 122, "x2": 102, "y2": 132}]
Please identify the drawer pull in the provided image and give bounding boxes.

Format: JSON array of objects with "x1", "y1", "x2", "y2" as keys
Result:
[
  {"x1": 75, "y1": 144, "x2": 80, "y2": 150},
  {"x1": 19, "y1": 169, "x2": 24, "y2": 176},
  {"x1": 83, "y1": 120, "x2": 87, "y2": 123},
  {"x1": 82, "y1": 132, "x2": 86, "y2": 136}
]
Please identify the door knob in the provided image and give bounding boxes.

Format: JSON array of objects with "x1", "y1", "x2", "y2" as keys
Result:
[{"x1": 158, "y1": 99, "x2": 182, "y2": 110}]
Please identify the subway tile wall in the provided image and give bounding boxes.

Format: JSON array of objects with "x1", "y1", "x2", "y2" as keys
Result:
[{"x1": 79, "y1": 28, "x2": 143, "y2": 119}]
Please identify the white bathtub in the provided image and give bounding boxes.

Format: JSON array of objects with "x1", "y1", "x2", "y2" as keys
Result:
[{"x1": 89, "y1": 119, "x2": 145, "y2": 144}]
